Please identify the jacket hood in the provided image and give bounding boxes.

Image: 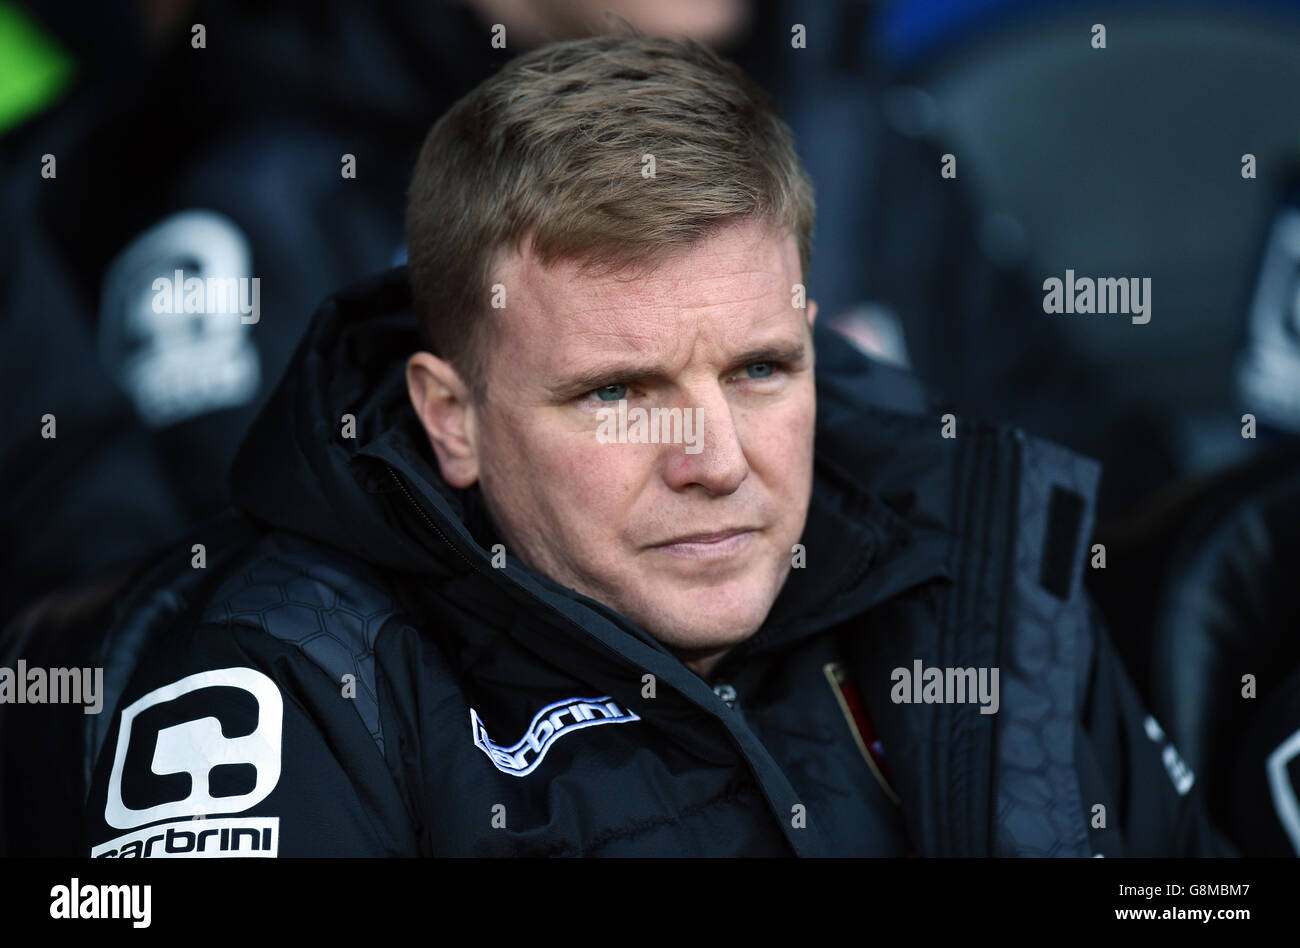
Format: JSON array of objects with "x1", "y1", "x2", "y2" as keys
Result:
[{"x1": 230, "y1": 267, "x2": 954, "y2": 651}]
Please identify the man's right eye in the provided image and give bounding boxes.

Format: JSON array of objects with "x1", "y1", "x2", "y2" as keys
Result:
[{"x1": 590, "y1": 383, "x2": 628, "y2": 402}]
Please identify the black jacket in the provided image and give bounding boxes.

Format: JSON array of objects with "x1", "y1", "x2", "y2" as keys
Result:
[{"x1": 2, "y1": 267, "x2": 1234, "y2": 857}]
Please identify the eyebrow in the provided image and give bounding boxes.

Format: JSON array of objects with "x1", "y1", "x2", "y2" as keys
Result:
[{"x1": 547, "y1": 339, "x2": 810, "y2": 399}]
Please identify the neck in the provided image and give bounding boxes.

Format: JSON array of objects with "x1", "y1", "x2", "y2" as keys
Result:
[{"x1": 682, "y1": 648, "x2": 731, "y2": 683}]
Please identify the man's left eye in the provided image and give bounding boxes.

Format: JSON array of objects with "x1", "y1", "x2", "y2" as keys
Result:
[{"x1": 745, "y1": 362, "x2": 775, "y2": 379}]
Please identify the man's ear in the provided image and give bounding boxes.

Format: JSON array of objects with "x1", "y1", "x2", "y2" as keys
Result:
[
  {"x1": 806, "y1": 298, "x2": 819, "y2": 329},
  {"x1": 406, "y1": 351, "x2": 480, "y2": 489}
]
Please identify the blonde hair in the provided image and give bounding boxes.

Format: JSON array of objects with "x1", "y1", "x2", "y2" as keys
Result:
[{"x1": 405, "y1": 33, "x2": 815, "y2": 401}]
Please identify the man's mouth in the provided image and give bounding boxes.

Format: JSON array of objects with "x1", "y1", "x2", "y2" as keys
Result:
[{"x1": 648, "y1": 528, "x2": 759, "y2": 559}]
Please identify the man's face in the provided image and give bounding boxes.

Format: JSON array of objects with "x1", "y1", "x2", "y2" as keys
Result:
[{"x1": 423, "y1": 218, "x2": 817, "y2": 677}]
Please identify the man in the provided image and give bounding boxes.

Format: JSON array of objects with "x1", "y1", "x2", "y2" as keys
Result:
[{"x1": 13, "y1": 34, "x2": 1232, "y2": 856}]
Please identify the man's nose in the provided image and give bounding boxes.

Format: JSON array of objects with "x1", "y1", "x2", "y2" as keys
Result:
[{"x1": 659, "y1": 384, "x2": 749, "y2": 495}]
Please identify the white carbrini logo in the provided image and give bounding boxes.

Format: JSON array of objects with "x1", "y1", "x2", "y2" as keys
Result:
[{"x1": 471, "y1": 696, "x2": 640, "y2": 777}]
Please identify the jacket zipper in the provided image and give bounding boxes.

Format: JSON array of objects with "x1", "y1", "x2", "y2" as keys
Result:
[{"x1": 387, "y1": 466, "x2": 480, "y2": 573}]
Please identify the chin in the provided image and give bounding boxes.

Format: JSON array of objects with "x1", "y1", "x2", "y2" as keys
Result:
[{"x1": 640, "y1": 582, "x2": 776, "y2": 652}]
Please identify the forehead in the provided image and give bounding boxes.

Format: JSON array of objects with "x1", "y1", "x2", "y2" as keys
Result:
[{"x1": 490, "y1": 220, "x2": 804, "y2": 366}]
